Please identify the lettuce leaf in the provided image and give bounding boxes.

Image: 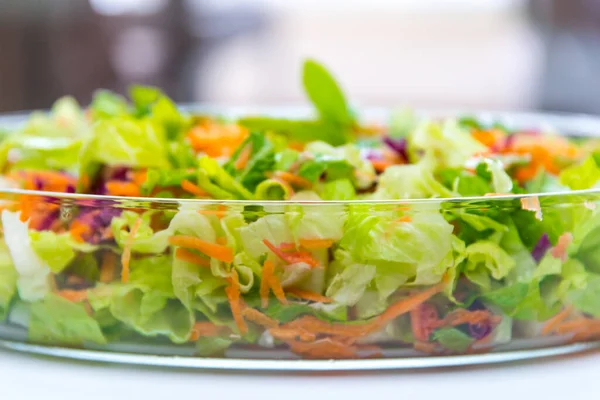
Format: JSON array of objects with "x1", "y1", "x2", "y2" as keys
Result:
[
  {"x1": 1, "y1": 210, "x2": 52, "y2": 301},
  {"x1": 198, "y1": 156, "x2": 253, "y2": 200},
  {"x1": 224, "y1": 132, "x2": 276, "y2": 191},
  {"x1": 239, "y1": 214, "x2": 293, "y2": 258},
  {"x1": 0, "y1": 241, "x2": 17, "y2": 321},
  {"x1": 559, "y1": 153, "x2": 600, "y2": 190},
  {"x1": 29, "y1": 231, "x2": 77, "y2": 273},
  {"x1": 29, "y1": 293, "x2": 106, "y2": 345},
  {"x1": 463, "y1": 241, "x2": 516, "y2": 290},
  {"x1": 372, "y1": 163, "x2": 455, "y2": 199}
]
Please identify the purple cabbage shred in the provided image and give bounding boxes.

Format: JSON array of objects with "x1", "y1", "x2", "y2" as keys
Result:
[
  {"x1": 383, "y1": 136, "x2": 409, "y2": 162},
  {"x1": 532, "y1": 233, "x2": 551, "y2": 263}
]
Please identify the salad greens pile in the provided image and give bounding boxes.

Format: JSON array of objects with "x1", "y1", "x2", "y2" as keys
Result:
[{"x1": 0, "y1": 59, "x2": 600, "y2": 359}]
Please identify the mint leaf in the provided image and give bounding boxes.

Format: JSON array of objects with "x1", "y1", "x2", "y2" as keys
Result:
[
  {"x1": 303, "y1": 59, "x2": 354, "y2": 127},
  {"x1": 238, "y1": 117, "x2": 348, "y2": 146}
]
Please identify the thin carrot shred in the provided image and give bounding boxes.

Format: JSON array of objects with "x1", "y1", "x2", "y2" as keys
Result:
[
  {"x1": 375, "y1": 281, "x2": 447, "y2": 327},
  {"x1": 554, "y1": 318, "x2": 600, "y2": 335},
  {"x1": 269, "y1": 327, "x2": 316, "y2": 342},
  {"x1": 283, "y1": 315, "x2": 374, "y2": 337},
  {"x1": 395, "y1": 215, "x2": 412, "y2": 223},
  {"x1": 234, "y1": 144, "x2": 252, "y2": 170},
  {"x1": 131, "y1": 170, "x2": 148, "y2": 187},
  {"x1": 260, "y1": 260, "x2": 274, "y2": 308},
  {"x1": 521, "y1": 196, "x2": 542, "y2": 220},
  {"x1": 121, "y1": 217, "x2": 143, "y2": 283},
  {"x1": 216, "y1": 237, "x2": 228, "y2": 246},
  {"x1": 284, "y1": 338, "x2": 358, "y2": 359},
  {"x1": 225, "y1": 269, "x2": 248, "y2": 335},
  {"x1": 414, "y1": 341, "x2": 439, "y2": 354},
  {"x1": 286, "y1": 288, "x2": 333, "y2": 303},
  {"x1": 181, "y1": 180, "x2": 209, "y2": 198},
  {"x1": 432, "y1": 309, "x2": 501, "y2": 329},
  {"x1": 272, "y1": 171, "x2": 312, "y2": 189},
  {"x1": 100, "y1": 251, "x2": 117, "y2": 283},
  {"x1": 541, "y1": 305, "x2": 574, "y2": 335},
  {"x1": 70, "y1": 220, "x2": 91, "y2": 243},
  {"x1": 241, "y1": 308, "x2": 279, "y2": 329},
  {"x1": 263, "y1": 239, "x2": 319, "y2": 267},
  {"x1": 370, "y1": 159, "x2": 393, "y2": 172},
  {"x1": 197, "y1": 209, "x2": 228, "y2": 218},
  {"x1": 268, "y1": 274, "x2": 288, "y2": 305},
  {"x1": 168, "y1": 235, "x2": 234, "y2": 263},
  {"x1": 106, "y1": 181, "x2": 141, "y2": 197},
  {"x1": 175, "y1": 248, "x2": 211, "y2": 267},
  {"x1": 189, "y1": 321, "x2": 229, "y2": 341},
  {"x1": 551, "y1": 232, "x2": 573, "y2": 262},
  {"x1": 58, "y1": 289, "x2": 88, "y2": 303},
  {"x1": 298, "y1": 238, "x2": 335, "y2": 250}
]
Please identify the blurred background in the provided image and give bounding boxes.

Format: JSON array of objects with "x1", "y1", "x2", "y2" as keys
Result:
[{"x1": 0, "y1": 0, "x2": 599, "y2": 114}]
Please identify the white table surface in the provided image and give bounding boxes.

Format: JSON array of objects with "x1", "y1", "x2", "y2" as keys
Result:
[{"x1": 1, "y1": 348, "x2": 598, "y2": 400}]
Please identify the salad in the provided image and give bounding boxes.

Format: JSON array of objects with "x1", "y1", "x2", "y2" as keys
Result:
[{"x1": 0, "y1": 59, "x2": 600, "y2": 360}]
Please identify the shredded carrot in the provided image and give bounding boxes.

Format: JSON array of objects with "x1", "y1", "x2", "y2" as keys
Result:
[
  {"x1": 174, "y1": 248, "x2": 211, "y2": 267},
  {"x1": 284, "y1": 338, "x2": 358, "y2": 359},
  {"x1": 58, "y1": 289, "x2": 88, "y2": 303},
  {"x1": 269, "y1": 327, "x2": 316, "y2": 342},
  {"x1": 225, "y1": 269, "x2": 248, "y2": 334},
  {"x1": 216, "y1": 237, "x2": 228, "y2": 246},
  {"x1": 472, "y1": 129, "x2": 504, "y2": 148},
  {"x1": 298, "y1": 238, "x2": 335, "y2": 250},
  {"x1": 551, "y1": 232, "x2": 573, "y2": 262},
  {"x1": 234, "y1": 144, "x2": 252, "y2": 170},
  {"x1": 181, "y1": 179, "x2": 209, "y2": 198},
  {"x1": 370, "y1": 159, "x2": 393, "y2": 172},
  {"x1": 260, "y1": 260, "x2": 274, "y2": 308},
  {"x1": 289, "y1": 141, "x2": 305, "y2": 151},
  {"x1": 168, "y1": 235, "x2": 234, "y2": 263},
  {"x1": 283, "y1": 315, "x2": 375, "y2": 337},
  {"x1": 432, "y1": 309, "x2": 501, "y2": 329},
  {"x1": 100, "y1": 251, "x2": 117, "y2": 283},
  {"x1": 263, "y1": 239, "x2": 319, "y2": 267},
  {"x1": 272, "y1": 171, "x2": 312, "y2": 189},
  {"x1": 70, "y1": 220, "x2": 91, "y2": 243},
  {"x1": 286, "y1": 288, "x2": 333, "y2": 303},
  {"x1": 131, "y1": 170, "x2": 148, "y2": 186},
  {"x1": 121, "y1": 217, "x2": 143, "y2": 283},
  {"x1": 521, "y1": 196, "x2": 542, "y2": 220},
  {"x1": 395, "y1": 215, "x2": 412, "y2": 223},
  {"x1": 268, "y1": 274, "x2": 288, "y2": 305},
  {"x1": 189, "y1": 322, "x2": 229, "y2": 341},
  {"x1": 197, "y1": 209, "x2": 228, "y2": 218},
  {"x1": 241, "y1": 307, "x2": 279, "y2": 329},
  {"x1": 541, "y1": 305, "x2": 574, "y2": 335},
  {"x1": 186, "y1": 123, "x2": 248, "y2": 158},
  {"x1": 106, "y1": 181, "x2": 141, "y2": 197},
  {"x1": 375, "y1": 281, "x2": 446, "y2": 327}
]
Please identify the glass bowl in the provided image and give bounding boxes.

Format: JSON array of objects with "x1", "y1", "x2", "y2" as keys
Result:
[{"x1": 0, "y1": 109, "x2": 599, "y2": 371}]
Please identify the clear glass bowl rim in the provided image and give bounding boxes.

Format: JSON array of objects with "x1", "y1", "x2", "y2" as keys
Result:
[{"x1": 1, "y1": 106, "x2": 600, "y2": 206}]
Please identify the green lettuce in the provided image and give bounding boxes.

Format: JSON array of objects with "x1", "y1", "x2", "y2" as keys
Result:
[
  {"x1": 372, "y1": 163, "x2": 455, "y2": 199},
  {"x1": 29, "y1": 231, "x2": 77, "y2": 273},
  {"x1": 559, "y1": 153, "x2": 600, "y2": 190},
  {"x1": 198, "y1": 156, "x2": 253, "y2": 200},
  {"x1": 463, "y1": 241, "x2": 516, "y2": 290},
  {"x1": 0, "y1": 242, "x2": 17, "y2": 321},
  {"x1": 224, "y1": 132, "x2": 276, "y2": 191},
  {"x1": 29, "y1": 293, "x2": 106, "y2": 345}
]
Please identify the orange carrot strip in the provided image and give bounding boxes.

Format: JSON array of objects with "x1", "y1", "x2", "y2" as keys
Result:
[
  {"x1": 216, "y1": 237, "x2": 227, "y2": 246},
  {"x1": 131, "y1": 170, "x2": 148, "y2": 186},
  {"x1": 431, "y1": 309, "x2": 500, "y2": 329},
  {"x1": 225, "y1": 269, "x2": 248, "y2": 334},
  {"x1": 260, "y1": 260, "x2": 274, "y2": 308},
  {"x1": 286, "y1": 288, "x2": 333, "y2": 303},
  {"x1": 284, "y1": 315, "x2": 374, "y2": 337},
  {"x1": 298, "y1": 238, "x2": 335, "y2": 250},
  {"x1": 375, "y1": 281, "x2": 446, "y2": 327},
  {"x1": 395, "y1": 215, "x2": 412, "y2": 223},
  {"x1": 242, "y1": 307, "x2": 279, "y2": 329},
  {"x1": 272, "y1": 171, "x2": 312, "y2": 189},
  {"x1": 100, "y1": 251, "x2": 117, "y2": 283},
  {"x1": 268, "y1": 274, "x2": 288, "y2": 305},
  {"x1": 58, "y1": 289, "x2": 88, "y2": 303},
  {"x1": 181, "y1": 180, "x2": 209, "y2": 198},
  {"x1": 175, "y1": 248, "x2": 211, "y2": 267},
  {"x1": 189, "y1": 322, "x2": 229, "y2": 341},
  {"x1": 285, "y1": 338, "x2": 358, "y2": 359},
  {"x1": 106, "y1": 181, "x2": 141, "y2": 197},
  {"x1": 168, "y1": 235, "x2": 234, "y2": 263},
  {"x1": 414, "y1": 341, "x2": 439, "y2": 354},
  {"x1": 370, "y1": 159, "x2": 393, "y2": 172},
  {"x1": 263, "y1": 239, "x2": 319, "y2": 267},
  {"x1": 555, "y1": 319, "x2": 600, "y2": 335},
  {"x1": 70, "y1": 220, "x2": 91, "y2": 243},
  {"x1": 269, "y1": 327, "x2": 316, "y2": 342},
  {"x1": 121, "y1": 217, "x2": 143, "y2": 283},
  {"x1": 551, "y1": 233, "x2": 573, "y2": 262},
  {"x1": 197, "y1": 209, "x2": 228, "y2": 218},
  {"x1": 234, "y1": 144, "x2": 252, "y2": 170},
  {"x1": 541, "y1": 305, "x2": 574, "y2": 336},
  {"x1": 521, "y1": 196, "x2": 542, "y2": 220}
]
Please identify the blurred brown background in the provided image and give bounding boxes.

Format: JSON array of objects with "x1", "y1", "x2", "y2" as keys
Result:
[{"x1": 0, "y1": 0, "x2": 599, "y2": 114}]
